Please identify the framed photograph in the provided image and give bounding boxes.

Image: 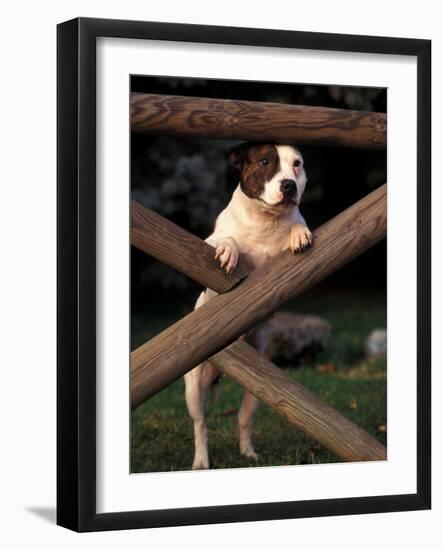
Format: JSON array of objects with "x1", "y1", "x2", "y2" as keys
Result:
[{"x1": 57, "y1": 17, "x2": 431, "y2": 532}]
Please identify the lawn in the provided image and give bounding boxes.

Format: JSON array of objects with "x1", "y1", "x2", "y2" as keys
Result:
[{"x1": 130, "y1": 286, "x2": 387, "y2": 472}]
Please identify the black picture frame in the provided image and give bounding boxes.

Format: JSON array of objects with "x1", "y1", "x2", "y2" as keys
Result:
[{"x1": 57, "y1": 17, "x2": 431, "y2": 532}]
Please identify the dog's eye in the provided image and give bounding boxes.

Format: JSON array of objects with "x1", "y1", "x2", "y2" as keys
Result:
[
  {"x1": 260, "y1": 158, "x2": 269, "y2": 166},
  {"x1": 294, "y1": 159, "x2": 301, "y2": 167}
]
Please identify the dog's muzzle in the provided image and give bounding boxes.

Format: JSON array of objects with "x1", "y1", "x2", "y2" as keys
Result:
[{"x1": 280, "y1": 179, "x2": 297, "y2": 197}]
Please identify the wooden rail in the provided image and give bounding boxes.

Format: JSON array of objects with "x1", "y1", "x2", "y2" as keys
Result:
[
  {"x1": 211, "y1": 340, "x2": 386, "y2": 462},
  {"x1": 131, "y1": 184, "x2": 386, "y2": 409},
  {"x1": 131, "y1": 200, "x2": 249, "y2": 293},
  {"x1": 131, "y1": 93, "x2": 387, "y2": 150}
]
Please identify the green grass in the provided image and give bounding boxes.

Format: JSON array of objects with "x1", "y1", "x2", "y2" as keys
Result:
[{"x1": 131, "y1": 287, "x2": 386, "y2": 472}]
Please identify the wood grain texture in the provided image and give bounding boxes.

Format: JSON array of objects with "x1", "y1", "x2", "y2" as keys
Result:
[
  {"x1": 131, "y1": 200, "x2": 250, "y2": 293},
  {"x1": 131, "y1": 93, "x2": 387, "y2": 150},
  {"x1": 131, "y1": 184, "x2": 386, "y2": 409},
  {"x1": 211, "y1": 340, "x2": 386, "y2": 462}
]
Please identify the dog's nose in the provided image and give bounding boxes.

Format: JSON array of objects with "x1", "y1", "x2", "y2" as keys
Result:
[{"x1": 281, "y1": 179, "x2": 297, "y2": 194}]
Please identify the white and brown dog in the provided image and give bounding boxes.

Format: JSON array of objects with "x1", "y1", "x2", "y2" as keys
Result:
[{"x1": 184, "y1": 142, "x2": 312, "y2": 469}]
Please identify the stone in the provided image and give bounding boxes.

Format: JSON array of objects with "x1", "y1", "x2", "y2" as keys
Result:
[
  {"x1": 365, "y1": 329, "x2": 387, "y2": 358},
  {"x1": 264, "y1": 312, "x2": 331, "y2": 365}
]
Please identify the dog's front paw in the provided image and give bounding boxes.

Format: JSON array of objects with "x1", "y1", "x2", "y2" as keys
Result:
[
  {"x1": 290, "y1": 223, "x2": 312, "y2": 253},
  {"x1": 215, "y1": 237, "x2": 239, "y2": 274}
]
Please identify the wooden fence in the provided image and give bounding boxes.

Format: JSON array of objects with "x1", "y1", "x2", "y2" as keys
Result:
[
  {"x1": 131, "y1": 93, "x2": 387, "y2": 149},
  {"x1": 130, "y1": 92, "x2": 387, "y2": 462}
]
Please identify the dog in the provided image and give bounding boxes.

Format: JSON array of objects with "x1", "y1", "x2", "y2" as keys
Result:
[{"x1": 184, "y1": 142, "x2": 312, "y2": 470}]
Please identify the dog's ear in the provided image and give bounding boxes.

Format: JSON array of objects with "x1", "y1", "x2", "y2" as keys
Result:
[{"x1": 228, "y1": 143, "x2": 248, "y2": 173}]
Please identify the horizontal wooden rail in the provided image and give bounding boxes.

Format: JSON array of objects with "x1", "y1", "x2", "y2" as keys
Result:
[
  {"x1": 211, "y1": 340, "x2": 386, "y2": 462},
  {"x1": 131, "y1": 184, "x2": 386, "y2": 409},
  {"x1": 131, "y1": 200, "x2": 249, "y2": 293},
  {"x1": 131, "y1": 93, "x2": 387, "y2": 150}
]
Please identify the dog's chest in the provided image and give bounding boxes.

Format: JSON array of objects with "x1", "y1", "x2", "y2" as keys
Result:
[{"x1": 235, "y1": 218, "x2": 292, "y2": 269}]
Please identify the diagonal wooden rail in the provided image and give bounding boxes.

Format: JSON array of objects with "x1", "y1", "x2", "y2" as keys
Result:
[
  {"x1": 131, "y1": 184, "x2": 386, "y2": 409},
  {"x1": 131, "y1": 93, "x2": 387, "y2": 150},
  {"x1": 211, "y1": 340, "x2": 386, "y2": 461},
  {"x1": 131, "y1": 200, "x2": 250, "y2": 293}
]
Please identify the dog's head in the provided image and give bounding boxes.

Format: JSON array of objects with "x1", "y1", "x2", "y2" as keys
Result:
[{"x1": 229, "y1": 142, "x2": 307, "y2": 210}]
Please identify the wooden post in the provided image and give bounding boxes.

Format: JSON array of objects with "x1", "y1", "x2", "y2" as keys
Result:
[
  {"x1": 131, "y1": 184, "x2": 386, "y2": 409},
  {"x1": 211, "y1": 340, "x2": 386, "y2": 462},
  {"x1": 131, "y1": 93, "x2": 387, "y2": 150},
  {"x1": 131, "y1": 200, "x2": 249, "y2": 293}
]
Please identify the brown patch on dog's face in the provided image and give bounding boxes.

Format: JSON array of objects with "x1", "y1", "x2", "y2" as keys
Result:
[{"x1": 229, "y1": 143, "x2": 280, "y2": 200}]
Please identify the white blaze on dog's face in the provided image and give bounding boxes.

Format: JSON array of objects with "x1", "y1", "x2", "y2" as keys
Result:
[
  {"x1": 229, "y1": 143, "x2": 307, "y2": 209},
  {"x1": 261, "y1": 145, "x2": 307, "y2": 206}
]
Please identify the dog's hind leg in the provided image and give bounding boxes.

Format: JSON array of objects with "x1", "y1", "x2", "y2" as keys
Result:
[
  {"x1": 184, "y1": 362, "x2": 219, "y2": 470},
  {"x1": 238, "y1": 390, "x2": 260, "y2": 460},
  {"x1": 238, "y1": 329, "x2": 265, "y2": 460},
  {"x1": 185, "y1": 366, "x2": 210, "y2": 470},
  {"x1": 184, "y1": 289, "x2": 219, "y2": 470}
]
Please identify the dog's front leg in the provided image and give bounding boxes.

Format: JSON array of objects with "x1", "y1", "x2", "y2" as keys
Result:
[
  {"x1": 213, "y1": 237, "x2": 239, "y2": 274},
  {"x1": 289, "y1": 211, "x2": 312, "y2": 253}
]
